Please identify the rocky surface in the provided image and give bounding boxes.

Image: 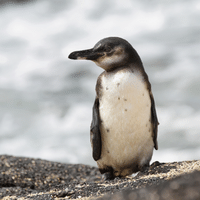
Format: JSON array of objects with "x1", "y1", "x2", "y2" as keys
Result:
[
  {"x1": 0, "y1": 155, "x2": 200, "y2": 200},
  {"x1": 97, "y1": 169, "x2": 200, "y2": 200}
]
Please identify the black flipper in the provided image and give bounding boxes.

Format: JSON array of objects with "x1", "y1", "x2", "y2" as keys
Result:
[
  {"x1": 150, "y1": 92, "x2": 159, "y2": 150},
  {"x1": 90, "y1": 97, "x2": 102, "y2": 161}
]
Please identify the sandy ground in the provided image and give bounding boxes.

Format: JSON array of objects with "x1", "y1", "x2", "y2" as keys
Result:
[{"x1": 0, "y1": 155, "x2": 200, "y2": 199}]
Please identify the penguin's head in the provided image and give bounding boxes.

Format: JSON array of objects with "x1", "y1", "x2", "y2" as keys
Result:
[{"x1": 68, "y1": 37, "x2": 142, "y2": 71}]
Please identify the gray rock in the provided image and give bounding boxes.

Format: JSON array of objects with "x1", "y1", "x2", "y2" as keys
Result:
[
  {"x1": 97, "y1": 170, "x2": 200, "y2": 200},
  {"x1": 0, "y1": 155, "x2": 200, "y2": 199}
]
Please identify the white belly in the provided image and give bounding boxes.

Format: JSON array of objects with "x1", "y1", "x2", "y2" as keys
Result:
[{"x1": 97, "y1": 69, "x2": 154, "y2": 176}]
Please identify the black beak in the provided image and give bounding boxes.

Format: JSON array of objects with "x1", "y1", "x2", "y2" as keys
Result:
[{"x1": 68, "y1": 48, "x2": 103, "y2": 61}]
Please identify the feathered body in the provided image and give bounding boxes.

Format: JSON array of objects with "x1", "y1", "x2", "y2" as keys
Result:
[{"x1": 68, "y1": 37, "x2": 158, "y2": 179}]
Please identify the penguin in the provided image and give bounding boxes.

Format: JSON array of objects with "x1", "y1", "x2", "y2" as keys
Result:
[{"x1": 68, "y1": 37, "x2": 158, "y2": 179}]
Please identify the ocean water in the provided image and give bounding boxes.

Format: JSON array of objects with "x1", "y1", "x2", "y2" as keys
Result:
[{"x1": 0, "y1": 0, "x2": 200, "y2": 166}]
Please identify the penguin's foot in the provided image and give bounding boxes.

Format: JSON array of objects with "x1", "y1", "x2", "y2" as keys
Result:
[
  {"x1": 150, "y1": 161, "x2": 162, "y2": 168},
  {"x1": 103, "y1": 172, "x2": 115, "y2": 180}
]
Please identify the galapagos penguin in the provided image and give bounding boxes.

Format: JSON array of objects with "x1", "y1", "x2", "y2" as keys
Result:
[{"x1": 68, "y1": 37, "x2": 158, "y2": 179}]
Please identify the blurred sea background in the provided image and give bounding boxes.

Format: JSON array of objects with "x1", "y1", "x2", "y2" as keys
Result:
[{"x1": 0, "y1": 0, "x2": 200, "y2": 167}]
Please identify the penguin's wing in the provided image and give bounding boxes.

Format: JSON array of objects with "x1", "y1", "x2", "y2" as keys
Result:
[
  {"x1": 150, "y1": 92, "x2": 159, "y2": 150},
  {"x1": 90, "y1": 97, "x2": 102, "y2": 161}
]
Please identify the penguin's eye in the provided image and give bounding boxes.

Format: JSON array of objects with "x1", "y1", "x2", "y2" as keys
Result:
[{"x1": 104, "y1": 46, "x2": 111, "y2": 52}]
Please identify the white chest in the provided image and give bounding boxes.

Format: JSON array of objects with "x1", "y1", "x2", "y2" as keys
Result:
[
  {"x1": 99, "y1": 70, "x2": 150, "y2": 123},
  {"x1": 97, "y1": 70, "x2": 154, "y2": 175}
]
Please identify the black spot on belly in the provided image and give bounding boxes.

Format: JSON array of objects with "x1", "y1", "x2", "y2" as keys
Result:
[
  {"x1": 125, "y1": 109, "x2": 127, "y2": 111},
  {"x1": 117, "y1": 83, "x2": 120, "y2": 87},
  {"x1": 106, "y1": 129, "x2": 110, "y2": 132},
  {"x1": 124, "y1": 98, "x2": 127, "y2": 101},
  {"x1": 143, "y1": 93, "x2": 144, "y2": 96},
  {"x1": 107, "y1": 150, "x2": 110, "y2": 153},
  {"x1": 118, "y1": 97, "x2": 120, "y2": 100},
  {"x1": 106, "y1": 87, "x2": 109, "y2": 90}
]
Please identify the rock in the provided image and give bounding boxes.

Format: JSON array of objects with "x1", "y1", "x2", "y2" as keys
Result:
[
  {"x1": 0, "y1": 155, "x2": 101, "y2": 199},
  {"x1": 97, "y1": 170, "x2": 200, "y2": 200},
  {"x1": 0, "y1": 155, "x2": 200, "y2": 199}
]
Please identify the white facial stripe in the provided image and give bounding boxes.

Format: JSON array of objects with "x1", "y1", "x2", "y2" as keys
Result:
[
  {"x1": 98, "y1": 48, "x2": 125, "y2": 67},
  {"x1": 93, "y1": 46, "x2": 126, "y2": 70},
  {"x1": 101, "y1": 54, "x2": 124, "y2": 64}
]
